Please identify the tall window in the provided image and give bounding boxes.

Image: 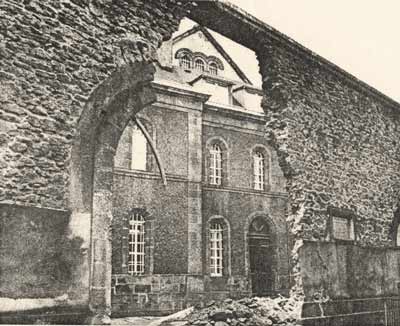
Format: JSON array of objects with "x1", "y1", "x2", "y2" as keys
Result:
[
  {"x1": 131, "y1": 124, "x2": 147, "y2": 171},
  {"x1": 254, "y1": 151, "x2": 265, "y2": 190},
  {"x1": 209, "y1": 62, "x2": 218, "y2": 75},
  {"x1": 397, "y1": 225, "x2": 400, "y2": 246},
  {"x1": 180, "y1": 55, "x2": 191, "y2": 69},
  {"x1": 194, "y1": 59, "x2": 205, "y2": 72},
  {"x1": 128, "y1": 212, "x2": 145, "y2": 275},
  {"x1": 210, "y1": 144, "x2": 222, "y2": 185},
  {"x1": 210, "y1": 222, "x2": 223, "y2": 277}
]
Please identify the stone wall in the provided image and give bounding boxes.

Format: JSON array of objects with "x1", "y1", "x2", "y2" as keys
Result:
[
  {"x1": 0, "y1": 203, "x2": 84, "y2": 299},
  {"x1": 299, "y1": 241, "x2": 400, "y2": 325},
  {"x1": 0, "y1": 0, "x2": 187, "y2": 319},
  {"x1": 257, "y1": 37, "x2": 400, "y2": 297},
  {"x1": 0, "y1": 0, "x2": 184, "y2": 209}
]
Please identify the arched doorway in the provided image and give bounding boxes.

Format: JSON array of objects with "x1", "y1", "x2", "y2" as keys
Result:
[{"x1": 247, "y1": 216, "x2": 276, "y2": 296}]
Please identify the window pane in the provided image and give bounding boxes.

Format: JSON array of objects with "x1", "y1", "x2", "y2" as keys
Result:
[
  {"x1": 128, "y1": 212, "x2": 145, "y2": 275},
  {"x1": 180, "y1": 55, "x2": 191, "y2": 69},
  {"x1": 209, "y1": 63, "x2": 218, "y2": 75},
  {"x1": 210, "y1": 144, "x2": 222, "y2": 185},
  {"x1": 210, "y1": 222, "x2": 223, "y2": 276},
  {"x1": 254, "y1": 151, "x2": 264, "y2": 190},
  {"x1": 195, "y1": 59, "x2": 205, "y2": 72}
]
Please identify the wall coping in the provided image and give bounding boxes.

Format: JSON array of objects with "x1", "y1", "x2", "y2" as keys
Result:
[{"x1": 302, "y1": 239, "x2": 400, "y2": 251}]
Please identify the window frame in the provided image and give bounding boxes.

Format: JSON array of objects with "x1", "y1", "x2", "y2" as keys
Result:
[
  {"x1": 209, "y1": 143, "x2": 223, "y2": 186},
  {"x1": 327, "y1": 206, "x2": 356, "y2": 242},
  {"x1": 128, "y1": 211, "x2": 146, "y2": 275},
  {"x1": 209, "y1": 62, "x2": 218, "y2": 75},
  {"x1": 250, "y1": 145, "x2": 270, "y2": 192},
  {"x1": 180, "y1": 54, "x2": 191, "y2": 70},
  {"x1": 253, "y1": 151, "x2": 265, "y2": 191},
  {"x1": 194, "y1": 58, "x2": 205, "y2": 72},
  {"x1": 210, "y1": 222, "x2": 224, "y2": 277},
  {"x1": 207, "y1": 216, "x2": 231, "y2": 278}
]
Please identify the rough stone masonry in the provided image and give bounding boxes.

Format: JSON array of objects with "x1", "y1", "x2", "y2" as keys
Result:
[{"x1": 1, "y1": 0, "x2": 400, "y2": 324}]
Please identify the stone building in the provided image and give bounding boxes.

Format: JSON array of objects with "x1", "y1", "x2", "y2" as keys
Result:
[
  {"x1": 1, "y1": 1, "x2": 400, "y2": 325},
  {"x1": 110, "y1": 22, "x2": 289, "y2": 316}
]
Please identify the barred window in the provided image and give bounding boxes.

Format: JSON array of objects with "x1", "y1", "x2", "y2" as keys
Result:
[
  {"x1": 180, "y1": 55, "x2": 191, "y2": 69},
  {"x1": 210, "y1": 222, "x2": 223, "y2": 277},
  {"x1": 209, "y1": 62, "x2": 218, "y2": 75},
  {"x1": 131, "y1": 124, "x2": 147, "y2": 171},
  {"x1": 128, "y1": 212, "x2": 145, "y2": 275},
  {"x1": 254, "y1": 151, "x2": 265, "y2": 190},
  {"x1": 194, "y1": 59, "x2": 205, "y2": 72},
  {"x1": 210, "y1": 144, "x2": 222, "y2": 185}
]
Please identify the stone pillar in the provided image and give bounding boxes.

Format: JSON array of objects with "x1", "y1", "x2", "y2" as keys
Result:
[{"x1": 187, "y1": 111, "x2": 203, "y2": 274}]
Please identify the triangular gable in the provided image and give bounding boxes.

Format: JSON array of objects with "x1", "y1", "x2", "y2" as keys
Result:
[{"x1": 172, "y1": 25, "x2": 253, "y2": 85}]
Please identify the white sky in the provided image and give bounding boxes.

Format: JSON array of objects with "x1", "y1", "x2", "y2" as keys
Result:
[{"x1": 226, "y1": 0, "x2": 400, "y2": 103}]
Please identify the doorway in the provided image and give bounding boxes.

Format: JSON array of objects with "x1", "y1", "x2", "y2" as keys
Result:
[{"x1": 248, "y1": 216, "x2": 275, "y2": 296}]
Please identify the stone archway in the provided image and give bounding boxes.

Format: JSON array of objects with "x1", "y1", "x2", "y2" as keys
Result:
[{"x1": 70, "y1": 61, "x2": 157, "y2": 323}]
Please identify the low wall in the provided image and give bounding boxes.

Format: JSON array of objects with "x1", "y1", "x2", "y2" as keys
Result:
[
  {"x1": 299, "y1": 241, "x2": 400, "y2": 325},
  {"x1": 0, "y1": 203, "x2": 88, "y2": 323},
  {"x1": 0, "y1": 204, "x2": 86, "y2": 300},
  {"x1": 111, "y1": 274, "x2": 250, "y2": 317}
]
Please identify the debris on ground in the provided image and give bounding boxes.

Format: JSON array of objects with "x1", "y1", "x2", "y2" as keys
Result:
[{"x1": 161, "y1": 296, "x2": 302, "y2": 326}]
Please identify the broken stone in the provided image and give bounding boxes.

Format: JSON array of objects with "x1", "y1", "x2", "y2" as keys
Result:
[
  {"x1": 214, "y1": 322, "x2": 228, "y2": 326},
  {"x1": 209, "y1": 310, "x2": 227, "y2": 322}
]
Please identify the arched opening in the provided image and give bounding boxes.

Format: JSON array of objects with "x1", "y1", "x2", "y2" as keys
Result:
[
  {"x1": 70, "y1": 61, "x2": 157, "y2": 323},
  {"x1": 69, "y1": 1, "x2": 288, "y2": 322},
  {"x1": 247, "y1": 215, "x2": 276, "y2": 296}
]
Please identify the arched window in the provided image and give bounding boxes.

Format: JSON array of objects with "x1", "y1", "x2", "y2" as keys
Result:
[
  {"x1": 131, "y1": 123, "x2": 147, "y2": 171},
  {"x1": 180, "y1": 55, "x2": 191, "y2": 69},
  {"x1": 210, "y1": 222, "x2": 223, "y2": 276},
  {"x1": 254, "y1": 151, "x2": 265, "y2": 190},
  {"x1": 209, "y1": 62, "x2": 218, "y2": 75},
  {"x1": 128, "y1": 212, "x2": 145, "y2": 275},
  {"x1": 207, "y1": 216, "x2": 231, "y2": 278},
  {"x1": 194, "y1": 58, "x2": 205, "y2": 72},
  {"x1": 210, "y1": 144, "x2": 222, "y2": 185}
]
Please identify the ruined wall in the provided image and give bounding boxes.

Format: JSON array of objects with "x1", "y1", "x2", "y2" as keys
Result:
[
  {"x1": 258, "y1": 39, "x2": 400, "y2": 297},
  {"x1": 0, "y1": 0, "x2": 187, "y2": 316},
  {"x1": 0, "y1": 0, "x2": 183, "y2": 209}
]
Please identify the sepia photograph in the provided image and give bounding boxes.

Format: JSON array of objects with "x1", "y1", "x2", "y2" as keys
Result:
[{"x1": 0, "y1": 0, "x2": 399, "y2": 325}]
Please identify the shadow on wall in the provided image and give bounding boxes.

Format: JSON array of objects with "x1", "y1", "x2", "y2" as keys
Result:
[{"x1": 0, "y1": 204, "x2": 85, "y2": 299}]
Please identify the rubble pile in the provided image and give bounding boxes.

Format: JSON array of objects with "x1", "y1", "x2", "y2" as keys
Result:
[{"x1": 182, "y1": 296, "x2": 302, "y2": 326}]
